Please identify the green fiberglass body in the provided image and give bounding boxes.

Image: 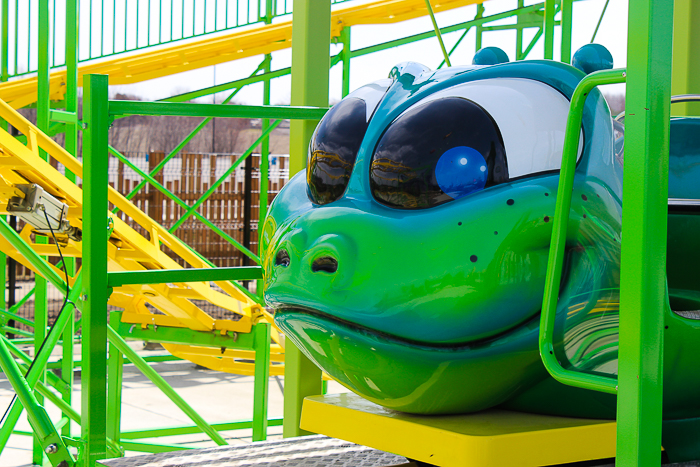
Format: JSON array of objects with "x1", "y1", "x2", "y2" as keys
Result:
[{"x1": 261, "y1": 59, "x2": 700, "y2": 433}]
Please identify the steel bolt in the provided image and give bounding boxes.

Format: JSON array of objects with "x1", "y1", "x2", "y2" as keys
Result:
[{"x1": 45, "y1": 443, "x2": 58, "y2": 454}]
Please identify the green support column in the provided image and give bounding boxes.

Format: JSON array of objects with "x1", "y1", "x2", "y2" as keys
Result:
[
  {"x1": 1, "y1": 0, "x2": 8, "y2": 82},
  {"x1": 284, "y1": 0, "x2": 329, "y2": 437},
  {"x1": 258, "y1": 54, "x2": 272, "y2": 297},
  {"x1": 543, "y1": 0, "x2": 555, "y2": 59},
  {"x1": 515, "y1": 0, "x2": 524, "y2": 60},
  {"x1": 287, "y1": 0, "x2": 330, "y2": 176},
  {"x1": 672, "y1": 0, "x2": 700, "y2": 116},
  {"x1": 82, "y1": 74, "x2": 110, "y2": 467},
  {"x1": 560, "y1": 0, "x2": 573, "y2": 63},
  {"x1": 61, "y1": 0, "x2": 79, "y2": 441},
  {"x1": 252, "y1": 322, "x2": 271, "y2": 441},
  {"x1": 475, "y1": 4, "x2": 485, "y2": 52},
  {"x1": 340, "y1": 27, "x2": 351, "y2": 97},
  {"x1": 35, "y1": 2, "x2": 51, "y2": 463},
  {"x1": 617, "y1": 0, "x2": 674, "y2": 464},
  {"x1": 107, "y1": 312, "x2": 124, "y2": 456}
]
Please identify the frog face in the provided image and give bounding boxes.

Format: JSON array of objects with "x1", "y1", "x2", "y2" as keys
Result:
[{"x1": 261, "y1": 60, "x2": 623, "y2": 414}]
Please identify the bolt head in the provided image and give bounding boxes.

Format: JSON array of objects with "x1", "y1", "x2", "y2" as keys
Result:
[{"x1": 45, "y1": 443, "x2": 58, "y2": 454}]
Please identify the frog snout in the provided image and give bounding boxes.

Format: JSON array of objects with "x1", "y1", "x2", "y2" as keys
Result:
[
  {"x1": 273, "y1": 247, "x2": 339, "y2": 274},
  {"x1": 266, "y1": 227, "x2": 357, "y2": 297}
]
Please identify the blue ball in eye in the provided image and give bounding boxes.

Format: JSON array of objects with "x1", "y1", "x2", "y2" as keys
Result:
[{"x1": 435, "y1": 146, "x2": 488, "y2": 199}]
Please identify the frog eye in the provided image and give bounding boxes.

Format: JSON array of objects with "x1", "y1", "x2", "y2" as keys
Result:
[
  {"x1": 307, "y1": 80, "x2": 391, "y2": 205},
  {"x1": 370, "y1": 78, "x2": 579, "y2": 209},
  {"x1": 370, "y1": 97, "x2": 507, "y2": 209}
]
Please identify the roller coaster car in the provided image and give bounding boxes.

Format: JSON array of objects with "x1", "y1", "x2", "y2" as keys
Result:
[{"x1": 261, "y1": 46, "x2": 700, "y2": 462}]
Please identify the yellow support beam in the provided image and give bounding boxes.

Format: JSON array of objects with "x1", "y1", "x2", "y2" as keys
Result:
[{"x1": 0, "y1": 0, "x2": 483, "y2": 108}]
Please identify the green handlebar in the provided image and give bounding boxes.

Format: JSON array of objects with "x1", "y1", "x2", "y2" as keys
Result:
[{"x1": 539, "y1": 68, "x2": 627, "y2": 395}]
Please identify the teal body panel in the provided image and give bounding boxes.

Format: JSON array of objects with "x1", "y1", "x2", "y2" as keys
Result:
[{"x1": 261, "y1": 61, "x2": 700, "y2": 431}]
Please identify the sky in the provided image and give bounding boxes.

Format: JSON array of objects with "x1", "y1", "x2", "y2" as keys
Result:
[{"x1": 107, "y1": 0, "x2": 629, "y2": 104}]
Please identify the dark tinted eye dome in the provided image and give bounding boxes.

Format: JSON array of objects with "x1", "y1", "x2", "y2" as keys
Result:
[
  {"x1": 370, "y1": 97, "x2": 508, "y2": 209},
  {"x1": 307, "y1": 97, "x2": 368, "y2": 205}
]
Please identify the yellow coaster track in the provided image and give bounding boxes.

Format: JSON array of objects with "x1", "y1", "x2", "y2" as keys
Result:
[{"x1": 0, "y1": 0, "x2": 482, "y2": 108}]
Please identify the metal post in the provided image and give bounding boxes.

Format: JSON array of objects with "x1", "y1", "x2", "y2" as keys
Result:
[
  {"x1": 243, "y1": 152, "x2": 253, "y2": 269},
  {"x1": 284, "y1": 0, "x2": 329, "y2": 437},
  {"x1": 560, "y1": 0, "x2": 573, "y2": 63},
  {"x1": 1, "y1": 0, "x2": 8, "y2": 82},
  {"x1": 340, "y1": 27, "x2": 351, "y2": 97},
  {"x1": 671, "y1": 0, "x2": 700, "y2": 116},
  {"x1": 288, "y1": 0, "x2": 330, "y2": 175},
  {"x1": 475, "y1": 4, "x2": 485, "y2": 52},
  {"x1": 515, "y1": 0, "x2": 524, "y2": 60},
  {"x1": 35, "y1": 2, "x2": 51, "y2": 462},
  {"x1": 616, "y1": 0, "x2": 674, "y2": 464},
  {"x1": 5, "y1": 216, "x2": 15, "y2": 338},
  {"x1": 62, "y1": 0, "x2": 79, "y2": 441},
  {"x1": 258, "y1": 53, "x2": 272, "y2": 295},
  {"x1": 82, "y1": 74, "x2": 110, "y2": 467},
  {"x1": 543, "y1": 0, "x2": 555, "y2": 59},
  {"x1": 107, "y1": 312, "x2": 124, "y2": 456},
  {"x1": 252, "y1": 322, "x2": 271, "y2": 441}
]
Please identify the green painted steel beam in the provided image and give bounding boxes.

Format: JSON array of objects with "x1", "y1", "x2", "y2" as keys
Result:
[
  {"x1": 616, "y1": 0, "x2": 674, "y2": 463},
  {"x1": 120, "y1": 419, "x2": 283, "y2": 439},
  {"x1": 119, "y1": 441, "x2": 195, "y2": 453},
  {"x1": 543, "y1": 0, "x2": 556, "y2": 59},
  {"x1": 162, "y1": 67, "x2": 292, "y2": 103},
  {"x1": 285, "y1": 0, "x2": 329, "y2": 437},
  {"x1": 350, "y1": 4, "x2": 544, "y2": 59},
  {"x1": 108, "y1": 101, "x2": 328, "y2": 120},
  {"x1": 107, "y1": 266, "x2": 263, "y2": 287},
  {"x1": 423, "y1": 0, "x2": 451, "y2": 67},
  {"x1": 252, "y1": 323, "x2": 271, "y2": 441},
  {"x1": 671, "y1": 0, "x2": 700, "y2": 116},
  {"x1": 1, "y1": 0, "x2": 8, "y2": 82},
  {"x1": 107, "y1": 325, "x2": 228, "y2": 446},
  {"x1": 83, "y1": 74, "x2": 110, "y2": 467},
  {"x1": 560, "y1": 0, "x2": 573, "y2": 63},
  {"x1": 113, "y1": 312, "x2": 256, "y2": 350},
  {"x1": 49, "y1": 109, "x2": 79, "y2": 124}
]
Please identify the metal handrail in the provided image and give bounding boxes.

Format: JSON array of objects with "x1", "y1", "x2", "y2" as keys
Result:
[{"x1": 539, "y1": 68, "x2": 627, "y2": 395}]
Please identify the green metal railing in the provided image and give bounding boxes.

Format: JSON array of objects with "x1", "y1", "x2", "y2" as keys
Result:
[
  {"x1": 539, "y1": 67, "x2": 627, "y2": 395},
  {"x1": 0, "y1": 0, "x2": 352, "y2": 80}
]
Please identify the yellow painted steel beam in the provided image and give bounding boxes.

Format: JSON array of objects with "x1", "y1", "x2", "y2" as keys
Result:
[
  {"x1": 0, "y1": 97, "x2": 283, "y2": 374},
  {"x1": 0, "y1": 0, "x2": 483, "y2": 108},
  {"x1": 302, "y1": 393, "x2": 618, "y2": 467}
]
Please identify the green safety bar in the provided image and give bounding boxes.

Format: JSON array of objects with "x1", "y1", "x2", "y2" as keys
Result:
[{"x1": 539, "y1": 67, "x2": 627, "y2": 395}]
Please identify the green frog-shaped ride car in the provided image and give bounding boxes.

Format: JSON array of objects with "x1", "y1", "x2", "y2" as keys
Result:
[{"x1": 261, "y1": 45, "x2": 700, "y2": 461}]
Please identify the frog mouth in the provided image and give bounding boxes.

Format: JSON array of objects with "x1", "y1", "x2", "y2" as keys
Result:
[{"x1": 274, "y1": 305, "x2": 539, "y2": 350}]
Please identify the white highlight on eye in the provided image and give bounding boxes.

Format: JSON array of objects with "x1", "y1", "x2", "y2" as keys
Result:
[
  {"x1": 460, "y1": 157, "x2": 468, "y2": 165},
  {"x1": 414, "y1": 78, "x2": 584, "y2": 178},
  {"x1": 480, "y1": 166, "x2": 486, "y2": 172}
]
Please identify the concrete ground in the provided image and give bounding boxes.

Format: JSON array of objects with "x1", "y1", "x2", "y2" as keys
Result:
[{"x1": 0, "y1": 340, "x2": 347, "y2": 467}]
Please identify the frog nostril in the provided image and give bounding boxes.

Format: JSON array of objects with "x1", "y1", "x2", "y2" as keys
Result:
[
  {"x1": 312, "y1": 256, "x2": 338, "y2": 274},
  {"x1": 275, "y1": 249, "x2": 290, "y2": 267}
]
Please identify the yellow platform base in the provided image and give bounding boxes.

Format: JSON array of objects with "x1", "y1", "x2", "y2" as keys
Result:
[{"x1": 301, "y1": 394, "x2": 616, "y2": 467}]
